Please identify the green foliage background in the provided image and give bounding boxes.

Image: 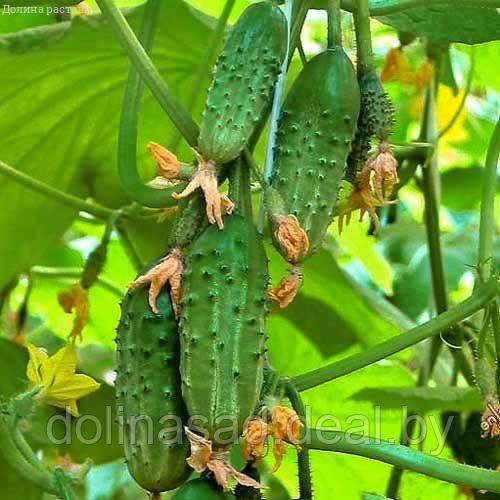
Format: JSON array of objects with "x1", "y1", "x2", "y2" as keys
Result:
[{"x1": 0, "y1": 0, "x2": 498, "y2": 498}]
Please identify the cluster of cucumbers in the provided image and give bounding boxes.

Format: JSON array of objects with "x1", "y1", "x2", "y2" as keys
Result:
[{"x1": 115, "y1": 1, "x2": 392, "y2": 496}]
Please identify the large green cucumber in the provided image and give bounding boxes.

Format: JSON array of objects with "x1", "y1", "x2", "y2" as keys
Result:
[
  {"x1": 269, "y1": 48, "x2": 360, "y2": 259},
  {"x1": 179, "y1": 215, "x2": 268, "y2": 446},
  {"x1": 115, "y1": 261, "x2": 190, "y2": 493},
  {"x1": 197, "y1": 1, "x2": 287, "y2": 164}
]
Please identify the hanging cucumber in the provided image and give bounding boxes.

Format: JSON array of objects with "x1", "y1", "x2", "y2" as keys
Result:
[
  {"x1": 342, "y1": 0, "x2": 398, "y2": 232},
  {"x1": 266, "y1": 47, "x2": 360, "y2": 263},
  {"x1": 169, "y1": 1, "x2": 288, "y2": 229},
  {"x1": 179, "y1": 214, "x2": 268, "y2": 445},
  {"x1": 197, "y1": 1, "x2": 288, "y2": 164},
  {"x1": 179, "y1": 157, "x2": 268, "y2": 449},
  {"x1": 116, "y1": 261, "x2": 190, "y2": 493}
]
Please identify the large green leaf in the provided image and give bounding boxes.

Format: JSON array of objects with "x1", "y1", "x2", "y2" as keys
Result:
[
  {"x1": 268, "y1": 245, "x2": 403, "y2": 353},
  {"x1": 352, "y1": 386, "x2": 483, "y2": 413},
  {"x1": 375, "y1": 5, "x2": 500, "y2": 44},
  {"x1": 0, "y1": 0, "x2": 214, "y2": 290}
]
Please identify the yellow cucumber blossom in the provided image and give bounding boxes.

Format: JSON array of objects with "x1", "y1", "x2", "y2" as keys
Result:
[{"x1": 26, "y1": 342, "x2": 100, "y2": 417}]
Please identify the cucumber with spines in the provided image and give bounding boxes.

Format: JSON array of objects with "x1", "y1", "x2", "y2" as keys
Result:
[
  {"x1": 268, "y1": 48, "x2": 360, "y2": 260},
  {"x1": 346, "y1": 70, "x2": 395, "y2": 181},
  {"x1": 115, "y1": 261, "x2": 190, "y2": 493},
  {"x1": 179, "y1": 215, "x2": 268, "y2": 446},
  {"x1": 198, "y1": 1, "x2": 287, "y2": 164}
]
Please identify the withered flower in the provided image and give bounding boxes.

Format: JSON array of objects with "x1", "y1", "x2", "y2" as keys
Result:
[{"x1": 129, "y1": 247, "x2": 183, "y2": 317}]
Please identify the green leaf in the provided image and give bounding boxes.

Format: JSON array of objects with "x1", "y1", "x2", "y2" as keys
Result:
[
  {"x1": 441, "y1": 167, "x2": 497, "y2": 212},
  {"x1": 268, "y1": 244, "x2": 402, "y2": 355},
  {"x1": 440, "y1": 50, "x2": 458, "y2": 96},
  {"x1": 0, "y1": 0, "x2": 214, "y2": 290},
  {"x1": 351, "y1": 386, "x2": 483, "y2": 413},
  {"x1": 375, "y1": 6, "x2": 500, "y2": 45}
]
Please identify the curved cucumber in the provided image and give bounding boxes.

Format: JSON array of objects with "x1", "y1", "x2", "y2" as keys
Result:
[
  {"x1": 179, "y1": 216, "x2": 268, "y2": 446},
  {"x1": 269, "y1": 49, "x2": 360, "y2": 259},
  {"x1": 198, "y1": 1, "x2": 288, "y2": 164},
  {"x1": 116, "y1": 261, "x2": 190, "y2": 493}
]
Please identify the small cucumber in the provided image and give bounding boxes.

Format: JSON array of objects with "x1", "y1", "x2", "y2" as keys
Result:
[
  {"x1": 346, "y1": 71, "x2": 394, "y2": 180},
  {"x1": 172, "y1": 478, "x2": 236, "y2": 499},
  {"x1": 269, "y1": 48, "x2": 360, "y2": 260},
  {"x1": 179, "y1": 215, "x2": 268, "y2": 446},
  {"x1": 116, "y1": 261, "x2": 190, "y2": 493},
  {"x1": 198, "y1": 2, "x2": 287, "y2": 164}
]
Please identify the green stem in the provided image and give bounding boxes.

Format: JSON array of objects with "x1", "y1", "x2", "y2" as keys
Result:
[
  {"x1": 0, "y1": 159, "x2": 114, "y2": 220},
  {"x1": 284, "y1": 381, "x2": 313, "y2": 500},
  {"x1": 297, "y1": 38, "x2": 308, "y2": 65},
  {"x1": 117, "y1": 0, "x2": 186, "y2": 208},
  {"x1": 353, "y1": 0, "x2": 374, "y2": 75},
  {"x1": 169, "y1": 0, "x2": 236, "y2": 152},
  {"x1": 30, "y1": 266, "x2": 123, "y2": 298},
  {"x1": 257, "y1": 0, "x2": 295, "y2": 232},
  {"x1": 292, "y1": 279, "x2": 498, "y2": 391},
  {"x1": 365, "y1": 0, "x2": 500, "y2": 16},
  {"x1": 0, "y1": 414, "x2": 59, "y2": 496},
  {"x1": 306, "y1": 428, "x2": 500, "y2": 493},
  {"x1": 95, "y1": 0, "x2": 198, "y2": 145},
  {"x1": 438, "y1": 50, "x2": 475, "y2": 139},
  {"x1": 115, "y1": 222, "x2": 144, "y2": 271},
  {"x1": 478, "y1": 115, "x2": 500, "y2": 282},
  {"x1": 327, "y1": 0, "x2": 342, "y2": 49}
]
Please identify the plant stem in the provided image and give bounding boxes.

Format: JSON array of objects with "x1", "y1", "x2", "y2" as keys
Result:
[
  {"x1": 306, "y1": 428, "x2": 500, "y2": 493},
  {"x1": 169, "y1": 0, "x2": 236, "y2": 152},
  {"x1": 327, "y1": 0, "x2": 342, "y2": 49},
  {"x1": 95, "y1": 0, "x2": 199, "y2": 145},
  {"x1": 353, "y1": 0, "x2": 374, "y2": 75},
  {"x1": 478, "y1": 115, "x2": 500, "y2": 282},
  {"x1": 297, "y1": 38, "x2": 308, "y2": 65},
  {"x1": 438, "y1": 50, "x2": 475, "y2": 139},
  {"x1": 257, "y1": 0, "x2": 294, "y2": 232},
  {"x1": 0, "y1": 159, "x2": 114, "y2": 220},
  {"x1": 284, "y1": 381, "x2": 313, "y2": 500},
  {"x1": 292, "y1": 278, "x2": 498, "y2": 391},
  {"x1": 30, "y1": 266, "x2": 123, "y2": 298},
  {"x1": 117, "y1": 0, "x2": 188, "y2": 208}
]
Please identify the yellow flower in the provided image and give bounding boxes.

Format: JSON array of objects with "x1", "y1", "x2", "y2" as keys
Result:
[{"x1": 26, "y1": 342, "x2": 100, "y2": 417}]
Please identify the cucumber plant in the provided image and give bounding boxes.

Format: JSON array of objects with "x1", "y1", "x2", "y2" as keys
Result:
[{"x1": 4, "y1": 0, "x2": 499, "y2": 499}]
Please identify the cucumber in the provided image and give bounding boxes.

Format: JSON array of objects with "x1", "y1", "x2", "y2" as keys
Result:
[
  {"x1": 116, "y1": 261, "x2": 190, "y2": 493},
  {"x1": 346, "y1": 71, "x2": 395, "y2": 181},
  {"x1": 172, "y1": 478, "x2": 236, "y2": 499},
  {"x1": 179, "y1": 215, "x2": 268, "y2": 446},
  {"x1": 268, "y1": 49, "x2": 360, "y2": 261},
  {"x1": 198, "y1": 1, "x2": 287, "y2": 164}
]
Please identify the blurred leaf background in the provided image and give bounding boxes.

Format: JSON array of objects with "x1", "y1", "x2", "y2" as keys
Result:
[{"x1": 0, "y1": 0, "x2": 498, "y2": 498}]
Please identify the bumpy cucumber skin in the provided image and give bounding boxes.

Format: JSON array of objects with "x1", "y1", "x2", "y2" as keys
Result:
[
  {"x1": 270, "y1": 49, "x2": 360, "y2": 258},
  {"x1": 116, "y1": 262, "x2": 190, "y2": 493},
  {"x1": 180, "y1": 216, "x2": 268, "y2": 446},
  {"x1": 198, "y1": 2, "x2": 287, "y2": 164},
  {"x1": 172, "y1": 478, "x2": 236, "y2": 499},
  {"x1": 346, "y1": 71, "x2": 394, "y2": 180}
]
